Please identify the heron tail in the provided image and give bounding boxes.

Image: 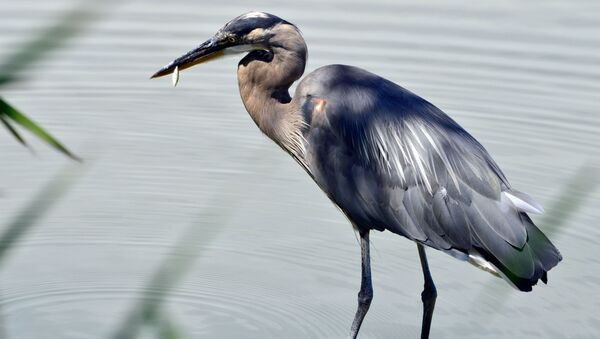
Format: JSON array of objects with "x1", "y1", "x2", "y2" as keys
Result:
[{"x1": 475, "y1": 214, "x2": 562, "y2": 291}]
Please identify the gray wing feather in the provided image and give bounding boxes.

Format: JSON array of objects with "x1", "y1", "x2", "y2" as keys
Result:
[{"x1": 299, "y1": 65, "x2": 561, "y2": 289}]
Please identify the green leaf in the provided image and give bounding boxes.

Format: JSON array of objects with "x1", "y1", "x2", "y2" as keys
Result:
[
  {"x1": 0, "y1": 97, "x2": 80, "y2": 161},
  {"x1": 0, "y1": 115, "x2": 29, "y2": 149},
  {"x1": 0, "y1": 1, "x2": 116, "y2": 159}
]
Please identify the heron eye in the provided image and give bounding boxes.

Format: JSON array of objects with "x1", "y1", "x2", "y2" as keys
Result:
[{"x1": 227, "y1": 36, "x2": 237, "y2": 43}]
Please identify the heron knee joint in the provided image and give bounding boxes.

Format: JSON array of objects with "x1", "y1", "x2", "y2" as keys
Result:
[
  {"x1": 421, "y1": 285, "x2": 437, "y2": 302},
  {"x1": 358, "y1": 289, "x2": 373, "y2": 305}
]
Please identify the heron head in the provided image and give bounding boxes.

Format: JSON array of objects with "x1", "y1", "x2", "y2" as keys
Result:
[{"x1": 150, "y1": 12, "x2": 293, "y2": 79}]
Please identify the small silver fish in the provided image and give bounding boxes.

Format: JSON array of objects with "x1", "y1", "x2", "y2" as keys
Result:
[{"x1": 172, "y1": 66, "x2": 179, "y2": 87}]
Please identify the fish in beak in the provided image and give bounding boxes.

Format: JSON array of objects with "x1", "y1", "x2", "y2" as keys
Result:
[{"x1": 150, "y1": 37, "x2": 228, "y2": 86}]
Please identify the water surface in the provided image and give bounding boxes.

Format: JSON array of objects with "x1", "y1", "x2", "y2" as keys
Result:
[{"x1": 1, "y1": 0, "x2": 599, "y2": 338}]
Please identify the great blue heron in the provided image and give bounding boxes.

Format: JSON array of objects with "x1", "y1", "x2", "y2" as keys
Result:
[{"x1": 151, "y1": 12, "x2": 562, "y2": 338}]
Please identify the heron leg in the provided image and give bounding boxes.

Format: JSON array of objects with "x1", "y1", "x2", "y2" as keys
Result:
[
  {"x1": 417, "y1": 243, "x2": 437, "y2": 339},
  {"x1": 349, "y1": 230, "x2": 373, "y2": 339}
]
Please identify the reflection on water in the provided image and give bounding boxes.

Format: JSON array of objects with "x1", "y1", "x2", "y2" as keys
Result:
[{"x1": 1, "y1": 0, "x2": 599, "y2": 338}]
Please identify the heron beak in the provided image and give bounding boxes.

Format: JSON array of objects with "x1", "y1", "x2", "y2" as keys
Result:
[{"x1": 150, "y1": 37, "x2": 226, "y2": 79}]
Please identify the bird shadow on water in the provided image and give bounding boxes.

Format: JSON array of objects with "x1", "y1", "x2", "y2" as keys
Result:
[{"x1": 471, "y1": 161, "x2": 599, "y2": 321}]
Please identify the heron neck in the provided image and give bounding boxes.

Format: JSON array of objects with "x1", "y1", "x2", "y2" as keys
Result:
[
  {"x1": 237, "y1": 27, "x2": 307, "y2": 157},
  {"x1": 237, "y1": 74, "x2": 291, "y2": 139}
]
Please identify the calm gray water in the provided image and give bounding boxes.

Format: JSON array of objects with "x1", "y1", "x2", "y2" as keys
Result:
[{"x1": 1, "y1": 0, "x2": 600, "y2": 338}]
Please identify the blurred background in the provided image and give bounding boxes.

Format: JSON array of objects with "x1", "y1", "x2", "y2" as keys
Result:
[{"x1": 1, "y1": 0, "x2": 599, "y2": 338}]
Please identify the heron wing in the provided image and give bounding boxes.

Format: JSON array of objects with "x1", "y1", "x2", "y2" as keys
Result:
[{"x1": 300, "y1": 65, "x2": 559, "y2": 286}]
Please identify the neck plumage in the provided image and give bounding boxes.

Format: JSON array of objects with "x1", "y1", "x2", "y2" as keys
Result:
[{"x1": 236, "y1": 24, "x2": 308, "y2": 160}]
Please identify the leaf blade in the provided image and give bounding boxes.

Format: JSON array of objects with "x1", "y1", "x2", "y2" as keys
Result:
[
  {"x1": 0, "y1": 115, "x2": 29, "y2": 149},
  {"x1": 0, "y1": 97, "x2": 80, "y2": 161}
]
